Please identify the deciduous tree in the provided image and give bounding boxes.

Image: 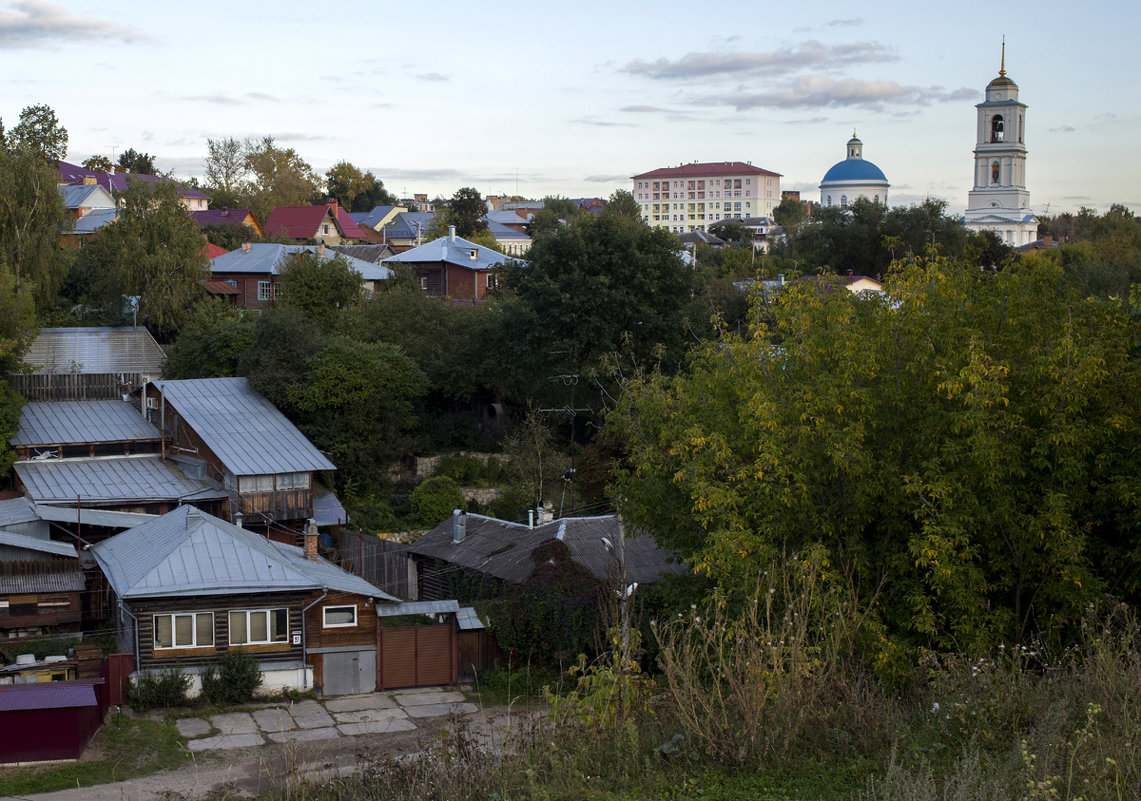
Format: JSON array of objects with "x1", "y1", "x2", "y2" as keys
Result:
[
  {"x1": 81, "y1": 154, "x2": 113, "y2": 172},
  {"x1": 116, "y1": 148, "x2": 156, "y2": 175},
  {"x1": 243, "y1": 136, "x2": 320, "y2": 221}
]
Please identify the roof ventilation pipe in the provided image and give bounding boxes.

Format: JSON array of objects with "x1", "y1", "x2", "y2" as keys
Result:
[
  {"x1": 449, "y1": 225, "x2": 456, "y2": 242},
  {"x1": 452, "y1": 509, "x2": 467, "y2": 543}
]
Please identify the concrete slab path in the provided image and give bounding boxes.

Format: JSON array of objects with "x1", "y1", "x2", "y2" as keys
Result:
[{"x1": 177, "y1": 686, "x2": 476, "y2": 751}]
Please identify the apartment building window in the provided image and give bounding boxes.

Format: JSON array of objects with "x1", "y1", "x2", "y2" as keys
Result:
[
  {"x1": 230, "y1": 609, "x2": 289, "y2": 645},
  {"x1": 154, "y1": 612, "x2": 213, "y2": 650}
]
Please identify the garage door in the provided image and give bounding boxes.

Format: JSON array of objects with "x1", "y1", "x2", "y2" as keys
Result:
[
  {"x1": 378, "y1": 624, "x2": 454, "y2": 690},
  {"x1": 323, "y1": 649, "x2": 376, "y2": 696}
]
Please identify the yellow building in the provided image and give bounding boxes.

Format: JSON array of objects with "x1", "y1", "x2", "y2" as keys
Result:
[{"x1": 632, "y1": 161, "x2": 781, "y2": 233}]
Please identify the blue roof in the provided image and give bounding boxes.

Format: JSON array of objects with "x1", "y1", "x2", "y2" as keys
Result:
[
  {"x1": 382, "y1": 232, "x2": 511, "y2": 271},
  {"x1": 209, "y1": 243, "x2": 391, "y2": 283},
  {"x1": 153, "y1": 377, "x2": 336, "y2": 476},
  {"x1": 381, "y1": 212, "x2": 436, "y2": 240},
  {"x1": 92, "y1": 505, "x2": 397, "y2": 601},
  {"x1": 820, "y1": 159, "x2": 889, "y2": 185},
  {"x1": 14, "y1": 454, "x2": 227, "y2": 506},
  {"x1": 14, "y1": 400, "x2": 159, "y2": 447},
  {"x1": 71, "y1": 208, "x2": 118, "y2": 234}
]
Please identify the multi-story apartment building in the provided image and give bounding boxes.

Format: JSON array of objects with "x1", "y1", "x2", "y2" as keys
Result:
[{"x1": 631, "y1": 161, "x2": 781, "y2": 233}]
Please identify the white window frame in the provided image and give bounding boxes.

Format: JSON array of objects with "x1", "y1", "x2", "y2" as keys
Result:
[
  {"x1": 257, "y1": 280, "x2": 272, "y2": 301},
  {"x1": 154, "y1": 612, "x2": 214, "y2": 650},
  {"x1": 323, "y1": 605, "x2": 357, "y2": 628},
  {"x1": 229, "y1": 608, "x2": 289, "y2": 645}
]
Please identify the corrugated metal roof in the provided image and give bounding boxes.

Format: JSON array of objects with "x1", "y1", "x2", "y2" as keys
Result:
[
  {"x1": 92, "y1": 505, "x2": 396, "y2": 601},
  {"x1": 409, "y1": 514, "x2": 686, "y2": 585},
  {"x1": 0, "y1": 683, "x2": 98, "y2": 711},
  {"x1": 24, "y1": 327, "x2": 166, "y2": 376},
  {"x1": 154, "y1": 378, "x2": 335, "y2": 476},
  {"x1": 58, "y1": 184, "x2": 115, "y2": 210},
  {"x1": 376, "y1": 599, "x2": 459, "y2": 617},
  {"x1": 70, "y1": 207, "x2": 118, "y2": 233},
  {"x1": 329, "y1": 244, "x2": 394, "y2": 264},
  {"x1": 0, "y1": 530, "x2": 77, "y2": 558},
  {"x1": 380, "y1": 212, "x2": 435, "y2": 240},
  {"x1": 13, "y1": 401, "x2": 159, "y2": 447},
  {"x1": 456, "y1": 606, "x2": 485, "y2": 630},
  {"x1": 312, "y1": 486, "x2": 346, "y2": 527},
  {"x1": 382, "y1": 233, "x2": 511, "y2": 271},
  {"x1": 0, "y1": 497, "x2": 39, "y2": 527},
  {"x1": 15, "y1": 455, "x2": 227, "y2": 505},
  {"x1": 0, "y1": 571, "x2": 85, "y2": 594},
  {"x1": 350, "y1": 205, "x2": 401, "y2": 229},
  {"x1": 209, "y1": 244, "x2": 391, "y2": 282},
  {"x1": 33, "y1": 504, "x2": 157, "y2": 528}
]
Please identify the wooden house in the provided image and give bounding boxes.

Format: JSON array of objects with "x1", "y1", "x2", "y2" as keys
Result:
[
  {"x1": 92, "y1": 506, "x2": 400, "y2": 697},
  {"x1": 0, "y1": 529, "x2": 83, "y2": 644},
  {"x1": 382, "y1": 226, "x2": 511, "y2": 301},
  {"x1": 142, "y1": 377, "x2": 336, "y2": 535}
]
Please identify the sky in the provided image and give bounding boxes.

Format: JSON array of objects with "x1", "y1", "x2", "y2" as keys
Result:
[{"x1": 2, "y1": 0, "x2": 1138, "y2": 216}]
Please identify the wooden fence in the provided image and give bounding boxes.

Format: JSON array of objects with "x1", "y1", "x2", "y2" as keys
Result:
[
  {"x1": 336, "y1": 531, "x2": 416, "y2": 600},
  {"x1": 13, "y1": 372, "x2": 146, "y2": 402}
]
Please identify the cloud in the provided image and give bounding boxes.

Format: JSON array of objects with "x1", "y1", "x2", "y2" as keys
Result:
[
  {"x1": 245, "y1": 92, "x2": 280, "y2": 102},
  {"x1": 621, "y1": 104, "x2": 670, "y2": 113},
  {"x1": 375, "y1": 167, "x2": 465, "y2": 181},
  {"x1": 702, "y1": 77, "x2": 976, "y2": 111},
  {"x1": 184, "y1": 94, "x2": 243, "y2": 106},
  {"x1": 584, "y1": 174, "x2": 630, "y2": 183},
  {"x1": 825, "y1": 17, "x2": 863, "y2": 27},
  {"x1": 0, "y1": 0, "x2": 146, "y2": 47},
  {"x1": 621, "y1": 40, "x2": 896, "y2": 80},
  {"x1": 1050, "y1": 124, "x2": 1076, "y2": 133},
  {"x1": 572, "y1": 117, "x2": 635, "y2": 127},
  {"x1": 416, "y1": 72, "x2": 450, "y2": 82},
  {"x1": 273, "y1": 132, "x2": 329, "y2": 142}
]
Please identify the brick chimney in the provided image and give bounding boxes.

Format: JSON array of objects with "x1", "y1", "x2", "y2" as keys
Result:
[
  {"x1": 304, "y1": 519, "x2": 318, "y2": 560},
  {"x1": 326, "y1": 199, "x2": 339, "y2": 215}
]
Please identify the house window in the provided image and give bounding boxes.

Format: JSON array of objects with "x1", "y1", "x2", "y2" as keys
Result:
[
  {"x1": 226, "y1": 279, "x2": 237, "y2": 288},
  {"x1": 257, "y1": 281, "x2": 272, "y2": 301},
  {"x1": 419, "y1": 276, "x2": 428, "y2": 290},
  {"x1": 229, "y1": 609, "x2": 289, "y2": 645},
  {"x1": 487, "y1": 273, "x2": 498, "y2": 290},
  {"x1": 322, "y1": 224, "x2": 330, "y2": 235},
  {"x1": 154, "y1": 612, "x2": 214, "y2": 650},
  {"x1": 276, "y1": 472, "x2": 310, "y2": 490},
  {"x1": 238, "y1": 474, "x2": 274, "y2": 493},
  {"x1": 323, "y1": 605, "x2": 357, "y2": 628}
]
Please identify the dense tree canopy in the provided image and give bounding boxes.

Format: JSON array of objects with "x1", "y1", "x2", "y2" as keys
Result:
[
  {"x1": 500, "y1": 211, "x2": 700, "y2": 401},
  {"x1": 276, "y1": 251, "x2": 363, "y2": 332},
  {"x1": 4, "y1": 104, "x2": 67, "y2": 161},
  {"x1": 242, "y1": 136, "x2": 321, "y2": 221},
  {"x1": 324, "y1": 161, "x2": 396, "y2": 212},
  {"x1": 611, "y1": 253, "x2": 1141, "y2": 665},
  {"x1": 69, "y1": 178, "x2": 207, "y2": 338},
  {"x1": 116, "y1": 148, "x2": 156, "y2": 175}
]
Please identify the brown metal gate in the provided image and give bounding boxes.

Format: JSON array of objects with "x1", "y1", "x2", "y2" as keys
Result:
[{"x1": 377, "y1": 624, "x2": 456, "y2": 690}]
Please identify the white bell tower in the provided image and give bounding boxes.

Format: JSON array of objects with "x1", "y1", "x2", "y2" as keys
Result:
[{"x1": 963, "y1": 41, "x2": 1038, "y2": 246}]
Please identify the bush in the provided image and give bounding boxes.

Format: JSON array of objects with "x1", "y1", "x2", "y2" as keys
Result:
[
  {"x1": 409, "y1": 475, "x2": 465, "y2": 528},
  {"x1": 200, "y1": 651, "x2": 263, "y2": 705},
  {"x1": 130, "y1": 667, "x2": 191, "y2": 711},
  {"x1": 435, "y1": 454, "x2": 485, "y2": 483}
]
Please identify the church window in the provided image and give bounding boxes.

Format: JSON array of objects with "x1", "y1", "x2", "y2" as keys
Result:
[
  {"x1": 874, "y1": 195, "x2": 880, "y2": 203},
  {"x1": 840, "y1": 195, "x2": 848, "y2": 208},
  {"x1": 991, "y1": 161, "x2": 1000, "y2": 184},
  {"x1": 990, "y1": 115, "x2": 1004, "y2": 143},
  {"x1": 826, "y1": 196, "x2": 832, "y2": 207},
  {"x1": 1019, "y1": 115, "x2": 1024, "y2": 143}
]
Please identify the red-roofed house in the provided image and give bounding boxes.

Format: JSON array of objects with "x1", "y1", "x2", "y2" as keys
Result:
[
  {"x1": 264, "y1": 200, "x2": 363, "y2": 245},
  {"x1": 631, "y1": 160, "x2": 781, "y2": 233}
]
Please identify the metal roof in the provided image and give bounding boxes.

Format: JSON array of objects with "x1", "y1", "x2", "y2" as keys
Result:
[
  {"x1": 153, "y1": 378, "x2": 336, "y2": 476},
  {"x1": 382, "y1": 233, "x2": 512, "y2": 271},
  {"x1": 15, "y1": 455, "x2": 227, "y2": 505},
  {"x1": 0, "y1": 571, "x2": 85, "y2": 594},
  {"x1": 380, "y1": 212, "x2": 435, "y2": 240},
  {"x1": 92, "y1": 505, "x2": 396, "y2": 601},
  {"x1": 13, "y1": 400, "x2": 159, "y2": 447},
  {"x1": 58, "y1": 184, "x2": 115, "y2": 210},
  {"x1": 209, "y1": 243, "x2": 391, "y2": 282},
  {"x1": 33, "y1": 504, "x2": 157, "y2": 528},
  {"x1": 349, "y1": 205, "x2": 401, "y2": 229},
  {"x1": 312, "y1": 485, "x2": 346, "y2": 527},
  {"x1": 409, "y1": 514, "x2": 686, "y2": 585},
  {"x1": 0, "y1": 683, "x2": 98, "y2": 711},
  {"x1": 70, "y1": 207, "x2": 119, "y2": 234},
  {"x1": 329, "y1": 244, "x2": 394, "y2": 264},
  {"x1": 24, "y1": 327, "x2": 166, "y2": 376},
  {"x1": 0, "y1": 530, "x2": 77, "y2": 558},
  {"x1": 632, "y1": 161, "x2": 782, "y2": 180},
  {"x1": 0, "y1": 497, "x2": 39, "y2": 527}
]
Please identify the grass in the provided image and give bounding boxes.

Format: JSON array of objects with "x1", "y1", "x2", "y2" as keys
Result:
[{"x1": 0, "y1": 714, "x2": 193, "y2": 796}]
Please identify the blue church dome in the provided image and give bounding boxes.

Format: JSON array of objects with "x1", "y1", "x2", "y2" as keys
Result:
[{"x1": 821, "y1": 158, "x2": 888, "y2": 184}]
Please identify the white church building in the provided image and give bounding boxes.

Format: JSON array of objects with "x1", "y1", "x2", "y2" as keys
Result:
[
  {"x1": 962, "y1": 46, "x2": 1039, "y2": 245},
  {"x1": 819, "y1": 134, "x2": 890, "y2": 209}
]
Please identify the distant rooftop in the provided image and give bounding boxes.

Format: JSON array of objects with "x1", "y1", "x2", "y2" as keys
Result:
[
  {"x1": 632, "y1": 161, "x2": 781, "y2": 180},
  {"x1": 24, "y1": 327, "x2": 166, "y2": 376}
]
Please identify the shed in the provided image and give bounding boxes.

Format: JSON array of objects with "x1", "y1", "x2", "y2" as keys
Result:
[{"x1": 0, "y1": 681, "x2": 104, "y2": 763}]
